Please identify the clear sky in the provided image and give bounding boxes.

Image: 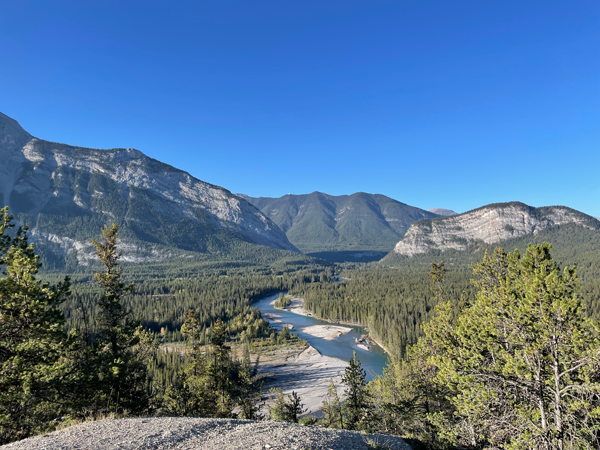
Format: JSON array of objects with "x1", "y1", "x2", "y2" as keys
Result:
[{"x1": 1, "y1": 1, "x2": 599, "y2": 216}]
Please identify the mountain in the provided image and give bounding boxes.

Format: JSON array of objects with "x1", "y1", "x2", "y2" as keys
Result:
[
  {"x1": 428, "y1": 208, "x2": 457, "y2": 216},
  {"x1": 392, "y1": 201, "x2": 600, "y2": 257},
  {"x1": 241, "y1": 192, "x2": 438, "y2": 254},
  {"x1": 0, "y1": 112, "x2": 298, "y2": 269}
]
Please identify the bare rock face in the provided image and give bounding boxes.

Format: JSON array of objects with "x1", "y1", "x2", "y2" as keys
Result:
[
  {"x1": 394, "y1": 202, "x2": 600, "y2": 256},
  {"x1": 428, "y1": 208, "x2": 457, "y2": 216},
  {"x1": 0, "y1": 112, "x2": 297, "y2": 265}
]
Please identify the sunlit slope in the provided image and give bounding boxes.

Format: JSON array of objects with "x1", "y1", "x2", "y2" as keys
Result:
[
  {"x1": 242, "y1": 191, "x2": 438, "y2": 253},
  {"x1": 0, "y1": 112, "x2": 299, "y2": 270}
]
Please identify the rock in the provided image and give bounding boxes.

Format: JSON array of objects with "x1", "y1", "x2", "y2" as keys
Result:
[
  {"x1": 0, "y1": 112, "x2": 298, "y2": 265},
  {"x1": 0, "y1": 418, "x2": 413, "y2": 450},
  {"x1": 395, "y1": 202, "x2": 600, "y2": 256}
]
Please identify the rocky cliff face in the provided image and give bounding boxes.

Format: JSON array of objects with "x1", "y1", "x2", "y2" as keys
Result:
[
  {"x1": 0, "y1": 112, "x2": 297, "y2": 265},
  {"x1": 394, "y1": 202, "x2": 600, "y2": 256}
]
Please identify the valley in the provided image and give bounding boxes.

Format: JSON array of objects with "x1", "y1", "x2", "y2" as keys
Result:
[
  {"x1": 3, "y1": 3, "x2": 598, "y2": 447},
  {"x1": 2, "y1": 111, "x2": 600, "y2": 449},
  {"x1": 256, "y1": 292, "x2": 389, "y2": 413}
]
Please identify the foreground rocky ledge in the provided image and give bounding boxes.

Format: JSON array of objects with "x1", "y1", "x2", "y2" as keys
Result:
[{"x1": 1, "y1": 418, "x2": 411, "y2": 450}]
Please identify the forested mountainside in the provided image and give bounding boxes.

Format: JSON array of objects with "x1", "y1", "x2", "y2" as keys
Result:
[
  {"x1": 295, "y1": 223, "x2": 600, "y2": 358},
  {"x1": 0, "y1": 112, "x2": 298, "y2": 271},
  {"x1": 240, "y1": 191, "x2": 438, "y2": 254},
  {"x1": 392, "y1": 201, "x2": 599, "y2": 256}
]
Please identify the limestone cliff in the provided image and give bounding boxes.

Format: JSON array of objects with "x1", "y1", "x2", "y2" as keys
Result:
[
  {"x1": 394, "y1": 202, "x2": 600, "y2": 256},
  {"x1": 0, "y1": 112, "x2": 297, "y2": 266}
]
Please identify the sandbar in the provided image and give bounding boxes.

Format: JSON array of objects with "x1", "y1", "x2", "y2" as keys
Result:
[
  {"x1": 301, "y1": 325, "x2": 352, "y2": 341},
  {"x1": 271, "y1": 297, "x2": 313, "y2": 317},
  {"x1": 260, "y1": 345, "x2": 347, "y2": 415}
]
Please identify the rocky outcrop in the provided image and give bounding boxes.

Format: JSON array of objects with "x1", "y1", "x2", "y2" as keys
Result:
[
  {"x1": 394, "y1": 202, "x2": 600, "y2": 256},
  {"x1": 1, "y1": 418, "x2": 412, "y2": 450},
  {"x1": 428, "y1": 208, "x2": 457, "y2": 216},
  {"x1": 0, "y1": 112, "x2": 297, "y2": 265}
]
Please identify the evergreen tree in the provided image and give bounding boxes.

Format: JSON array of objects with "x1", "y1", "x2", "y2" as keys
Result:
[
  {"x1": 284, "y1": 391, "x2": 305, "y2": 423},
  {"x1": 429, "y1": 261, "x2": 446, "y2": 303},
  {"x1": 321, "y1": 377, "x2": 344, "y2": 429},
  {"x1": 91, "y1": 224, "x2": 153, "y2": 415},
  {"x1": 0, "y1": 207, "x2": 71, "y2": 443},
  {"x1": 269, "y1": 389, "x2": 306, "y2": 423},
  {"x1": 269, "y1": 388, "x2": 288, "y2": 421},
  {"x1": 162, "y1": 310, "x2": 217, "y2": 416},
  {"x1": 365, "y1": 261, "x2": 456, "y2": 445},
  {"x1": 209, "y1": 318, "x2": 234, "y2": 417},
  {"x1": 162, "y1": 311, "x2": 266, "y2": 419},
  {"x1": 342, "y1": 352, "x2": 370, "y2": 431},
  {"x1": 237, "y1": 344, "x2": 263, "y2": 420},
  {"x1": 427, "y1": 244, "x2": 600, "y2": 449}
]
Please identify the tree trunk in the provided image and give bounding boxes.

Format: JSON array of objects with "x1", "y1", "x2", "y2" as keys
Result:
[{"x1": 552, "y1": 335, "x2": 564, "y2": 450}]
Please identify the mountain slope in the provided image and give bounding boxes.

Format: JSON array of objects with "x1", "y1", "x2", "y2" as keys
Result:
[
  {"x1": 392, "y1": 201, "x2": 600, "y2": 257},
  {"x1": 428, "y1": 208, "x2": 457, "y2": 216},
  {"x1": 0, "y1": 112, "x2": 298, "y2": 269},
  {"x1": 241, "y1": 192, "x2": 438, "y2": 253}
]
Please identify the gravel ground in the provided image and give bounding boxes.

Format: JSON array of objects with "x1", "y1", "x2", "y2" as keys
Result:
[{"x1": 1, "y1": 418, "x2": 412, "y2": 450}]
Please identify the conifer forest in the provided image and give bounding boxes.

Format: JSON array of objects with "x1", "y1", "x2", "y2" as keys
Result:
[{"x1": 1, "y1": 205, "x2": 599, "y2": 449}]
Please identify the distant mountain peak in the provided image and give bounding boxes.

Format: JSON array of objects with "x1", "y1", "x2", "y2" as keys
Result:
[
  {"x1": 0, "y1": 111, "x2": 32, "y2": 154},
  {"x1": 428, "y1": 208, "x2": 457, "y2": 216},
  {"x1": 243, "y1": 192, "x2": 437, "y2": 254}
]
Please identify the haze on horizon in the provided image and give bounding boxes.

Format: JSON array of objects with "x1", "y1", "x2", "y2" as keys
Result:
[{"x1": 1, "y1": 0, "x2": 598, "y2": 216}]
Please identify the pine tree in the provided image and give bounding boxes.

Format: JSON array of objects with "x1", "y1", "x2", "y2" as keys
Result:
[
  {"x1": 427, "y1": 244, "x2": 600, "y2": 449},
  {"x1": 0, "y1": 207, "x2": 71, "y2": 443},
  {"x1": 209, "y1": 318, "x2": 234, "y2": 417},
  {"x1": 321, "y1": 377, "x2": 344, "y2": 428},
  {"x1": 269, "y1": 388, "x2": 288, "y2": 421},
  {"x1": 342, "y1": 352, "x2": 370, "y2": 431},
  {"x1": 268, "y1": 389, "x2": 306, "y2": 423},
  {"x1": 284, "y1": 391, "x2": 305, "y2": 423},
  {"x1": 237, "y1": 344, "x2": 263, "y2": 420},
  {"x1": 162, "y1": 310, "x2": 217, "y2": 416},
  {"x1": 92, "y1": 224, "x2": 153, "y2": 415}
]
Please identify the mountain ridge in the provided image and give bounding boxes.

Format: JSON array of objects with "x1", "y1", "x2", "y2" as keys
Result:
[
  {"x1": 428, "y1": 208, "x2": 457, "y2": 216},
  {"x1": 392, "y1": 201, "x2": 600, "y2": 257},
  {"x1": 0, "y1": 112, "x2": 298, "y2": 269},
  {"x1": 242, "y1": 191, "x2": 439, "y2": 253}
]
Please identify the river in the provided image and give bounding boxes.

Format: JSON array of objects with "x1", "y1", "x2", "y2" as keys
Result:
[{"x1": 253, "y1": 292, "x2": 389, "y2": 381}]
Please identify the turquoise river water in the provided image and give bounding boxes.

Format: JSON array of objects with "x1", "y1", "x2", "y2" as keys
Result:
[{"x1": 254, "y1": 292, "x2": 389, "y2": 381}]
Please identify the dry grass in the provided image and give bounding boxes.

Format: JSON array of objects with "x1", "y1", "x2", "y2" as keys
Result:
[{"x1": 54, "y1": 412, "x2": 125, "y2": 432}]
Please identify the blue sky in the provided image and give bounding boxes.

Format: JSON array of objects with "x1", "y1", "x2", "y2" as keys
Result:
[{"x1": 1, "y1": 1, "x2": 599, "y2": 216}]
